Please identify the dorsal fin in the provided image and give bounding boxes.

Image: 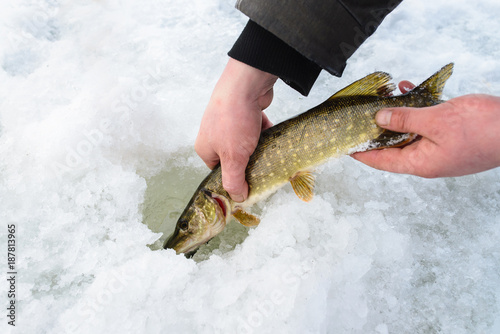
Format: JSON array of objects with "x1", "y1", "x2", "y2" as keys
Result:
[
  {"x1": 327, "y1": 71, "x2": 395, "y2": 100},
  {"x1": 412, "y1": 63, "x2": 454, "y2": 100}
]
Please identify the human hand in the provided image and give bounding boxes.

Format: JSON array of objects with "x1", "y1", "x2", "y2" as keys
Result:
[
  {"x1": 352, "y1": 92, "x2": 500, "y2": 177},
  {"x1": 195, "y1": 58, "x2": 278, "y2": 202}
]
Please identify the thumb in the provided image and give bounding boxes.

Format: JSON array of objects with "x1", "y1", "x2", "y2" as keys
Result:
[{"x1": 375, "y1": 107, "x2": 426, "y2": 134}]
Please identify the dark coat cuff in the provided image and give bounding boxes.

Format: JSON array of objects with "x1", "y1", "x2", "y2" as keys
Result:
[{"x1": 228, "y1": 20, "x2": 322, "y2": 96}]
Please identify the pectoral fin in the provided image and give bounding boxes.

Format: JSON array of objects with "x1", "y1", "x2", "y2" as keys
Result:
[
  {"x1": 290, "y1": 171, "x2": 315, "y2": 202},
  {"x1": 233, "y1": 208, "x2": 260, "y2": 227},
  {"x1": 370, "y1": 130, "x2": 417, "y2": 149}
]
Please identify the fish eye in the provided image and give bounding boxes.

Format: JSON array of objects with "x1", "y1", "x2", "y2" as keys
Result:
[{"x1": 179, "y1": 220, "x2": 189, "y2": 231}]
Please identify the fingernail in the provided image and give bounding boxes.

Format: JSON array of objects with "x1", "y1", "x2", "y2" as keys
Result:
[
  {"x1": 376, "y1": 110, "x2": 392, "y2": 126},
  {"x1": 230, "y1": 193, "x2": 245, "y2": 203}
]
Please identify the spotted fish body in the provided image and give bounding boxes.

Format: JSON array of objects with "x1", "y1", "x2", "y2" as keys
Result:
[{"x1": 165, "y1": 64, "x2": 454, "y2": 254}]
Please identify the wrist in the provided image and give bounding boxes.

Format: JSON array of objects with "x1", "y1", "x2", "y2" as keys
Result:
[
  {"x1": 223, "y1": 57, "x2": 278, "y2": 101},
  {"x1": 228, "y1": 20, "x2": 322, "y2": 96}
]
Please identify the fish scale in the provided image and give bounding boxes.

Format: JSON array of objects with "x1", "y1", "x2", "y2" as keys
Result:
[{"x1": 165, "y1": 63, "x2": 454, "y2": 254}]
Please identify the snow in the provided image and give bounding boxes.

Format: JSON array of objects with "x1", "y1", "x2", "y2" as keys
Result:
[
  {"x1": 1, "y1": 0, "x2": 500, "y2": 333},
  {"x1": 348, "y1": 133, "x2": 414, "y2": 155}
]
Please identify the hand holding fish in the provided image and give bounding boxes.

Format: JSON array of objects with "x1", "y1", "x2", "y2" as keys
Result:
[
  {"x1": 352, "y1": 94, "x2": 500, "y2": 177},
  {"x1": 195, "y1": 58, "x2": 278, "y2": 202},
  {"x1": 168, "y1": 64, "x2": 456, "y2": 254}
]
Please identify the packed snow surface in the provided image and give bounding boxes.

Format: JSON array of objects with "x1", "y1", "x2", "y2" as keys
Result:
[{"x1": 1, "y1": 0, "x2": 500, "y2": 333}]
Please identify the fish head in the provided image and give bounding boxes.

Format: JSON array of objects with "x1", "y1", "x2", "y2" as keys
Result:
[{"x1": 164, "y1": 189, "x2": 229, "y2": 255}]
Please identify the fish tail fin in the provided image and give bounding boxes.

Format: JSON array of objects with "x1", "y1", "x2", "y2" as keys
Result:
[
  {"x1": 413, "y1": 63, "x2": 454, "y2": 100},
  {"x1": 363, "y1": 64, "x2": 454, "y2": 152}
]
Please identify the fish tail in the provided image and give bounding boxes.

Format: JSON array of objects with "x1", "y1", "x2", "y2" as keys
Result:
[{"x1": 414, "y1": 63, "x2": 454, "y2": 101}]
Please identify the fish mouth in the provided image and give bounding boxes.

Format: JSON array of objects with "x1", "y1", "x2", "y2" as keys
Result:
[
  {"x1": 165, "y1": 225, "x2": 213, "y2": 255},
  {"x1": 165, "y1": 230, "x2": 210, "y2": 256},
  {"x1": 166, "y1": 192, "x2": 230, "y2": 256}
]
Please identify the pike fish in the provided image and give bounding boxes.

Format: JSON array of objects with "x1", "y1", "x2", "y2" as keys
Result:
[{"x1": 165, "y1": 63, "x2": 454, "y2": 255}]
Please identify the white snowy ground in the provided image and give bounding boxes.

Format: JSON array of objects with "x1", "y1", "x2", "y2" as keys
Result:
[{"x1": 1, "y1": 0, "x2": 500, "y2": 333}]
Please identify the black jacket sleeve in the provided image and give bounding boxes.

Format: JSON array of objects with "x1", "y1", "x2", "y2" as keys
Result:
[
  {"x1": 229, "y1": 0, "x2": 403, "y2": 95},
  {"x1": 228, "y1": 20, "x2": 322, "y2": 96}
]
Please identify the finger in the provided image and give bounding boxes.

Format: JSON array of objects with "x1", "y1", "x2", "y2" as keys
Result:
[
  {"x1": 220, "y1": 152, "x2": 249, "y2": 202},
  {"x1": 375, "y1": 105, "x2": 444, "y2": 139},
  {"x1": 398, "y1": 80, "x2": 415, "y2": 94},
  {"x1": 352, "y1": 137, "x2": 444, "y2": 178},
  {"x1": 194, "y1": 137, "x2": 220, "y2": 170},
  {"x1": 351, "y1": 144, "x2": 421, "y2": 175},
  {"x1": 258, "y1": 87, "x2": 274, "y2": 111}
]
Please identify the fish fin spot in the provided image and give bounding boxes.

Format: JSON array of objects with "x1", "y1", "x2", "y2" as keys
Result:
[
  {"x1": 290, "y1": 171, "x2": 315, "y2": 202},
  {"x1": 326, "y1": 72, "x2": 395, "y2": 100},
  {"x1": 233, "y1": 208, "x2": 260, "y2": 227}
]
